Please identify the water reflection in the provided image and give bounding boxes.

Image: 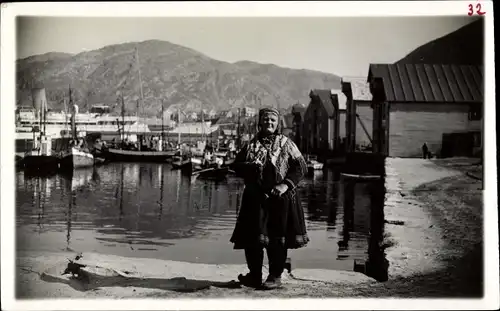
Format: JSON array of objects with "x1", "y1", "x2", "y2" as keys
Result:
[
  {"x1": 340, "y1": 179, "x2": 389, "y2": 282},
  {"x1": 16, "y1": 162, "x2": 388, "y2": 275},
  {"x1": 366, "y1": 181, "x2": 389, "y2": 282}
]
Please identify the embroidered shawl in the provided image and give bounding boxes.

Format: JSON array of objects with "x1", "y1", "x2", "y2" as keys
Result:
[{"x1": 244, "y1": 134, "x2": 303, "y2": 182}]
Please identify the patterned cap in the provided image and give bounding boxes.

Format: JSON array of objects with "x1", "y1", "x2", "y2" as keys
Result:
[{"x1": 259, "y1": 107, "x2": 280, "y2": 118}]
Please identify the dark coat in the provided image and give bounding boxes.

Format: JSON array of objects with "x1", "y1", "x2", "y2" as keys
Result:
[{"x1": 230, "y1": 134, "x2": 309, "y2": 250}]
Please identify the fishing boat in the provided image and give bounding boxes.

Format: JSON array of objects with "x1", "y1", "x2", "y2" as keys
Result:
[
  {"x1": 105, "y1": 147, "x2": 177, "y2": 162},
  {"x1": 60, "y1": 145, "x2": 95, "y2": 170},
  {"x1": 102, "y1": 48, "x2": 177, "y2": 163},
  {"x1": 171, "y1": 155, "x2": 193, "y2": 170},
  {"x1": 306, "y1": 155, "x2": 324, "y2": 175},
  {"x1": 191, "y1": 166, "x2": 230, "y2": 183},
  {"x1": 22, "y1": 88, "x2": 59, "y2": 174},
  {"x1": 175, "y1": 156, "x2": 204, "y2": 175},
  {"x1": 23, "y1": 134, "x2": 60, "y2": 173},
  {"x1": 59, "y1": 88, "x2": 95, "y2": 170}
]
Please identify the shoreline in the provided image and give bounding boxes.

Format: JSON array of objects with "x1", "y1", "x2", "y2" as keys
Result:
[{"x1": 15, "y1": 157, "x2": 484, "y2": 298}]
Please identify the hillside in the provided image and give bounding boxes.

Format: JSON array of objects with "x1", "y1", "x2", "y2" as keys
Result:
[
  {"x1": 16, "y1": 40, "x2": 341, "y2": 116},
  {"x1": 396, "y1": 18, "x2": 484, "y2": 65}
]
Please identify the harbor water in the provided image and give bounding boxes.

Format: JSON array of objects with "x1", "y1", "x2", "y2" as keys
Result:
[{"x1": 16, "y1": 163, "x2": 387, "y2": 274}]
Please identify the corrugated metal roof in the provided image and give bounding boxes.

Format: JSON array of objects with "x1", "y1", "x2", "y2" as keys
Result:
[
  {"x1": 310, "y1": 89, "x2": 335, "y2": 117},
  {"x1": 341, "y1": 77, "x2": 373, "y2": 101},
  {"x1": 368, "y1": 64, "x2": 483, "y2": 103}
]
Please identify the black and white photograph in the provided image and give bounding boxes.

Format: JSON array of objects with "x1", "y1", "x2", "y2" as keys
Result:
[{"x1": 1, "y1": 1, "x2": 497, "y2": 310}]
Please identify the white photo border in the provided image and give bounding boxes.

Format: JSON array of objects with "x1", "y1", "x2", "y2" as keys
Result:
[{"x1": 1, "y1": 1, "x2": 497, "y2": 310}]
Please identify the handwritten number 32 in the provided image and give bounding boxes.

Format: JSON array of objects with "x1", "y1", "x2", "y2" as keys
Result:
[{"x1": 468, "y1": 3, "x2": 485, "y2": 16}]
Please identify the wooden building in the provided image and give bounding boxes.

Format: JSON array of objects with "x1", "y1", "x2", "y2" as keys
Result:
[
  {"x1": 281, "y1": 113, "x2": 295, "y2": 139},
  {"x1": 331, "y1": 89, "x2": 347, "y2": 143},
  {"x1": 302, "y1": 89, "x2": 343, "y2": 156},
  {"x1": 291, "y1": 103, "x2": 306, "y2": 151},
  {"x1": 368, "y1": 63, "x2": 483, "y2": 158},
  {"x1": 342, "y1": 77, "x2": 374, "y2": 152}
]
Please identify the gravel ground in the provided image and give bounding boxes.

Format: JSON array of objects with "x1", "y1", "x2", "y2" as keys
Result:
[{"x1": 12, "y1": 157, "x2": 487, "y2": 300}]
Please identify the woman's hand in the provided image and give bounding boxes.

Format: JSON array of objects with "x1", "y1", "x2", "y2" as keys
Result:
[{"x1": 271, "y1": 183, "x2": 289, "y2": 197}]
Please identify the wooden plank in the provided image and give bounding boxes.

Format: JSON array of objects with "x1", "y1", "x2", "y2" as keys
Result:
[
  {"x1": 424, "y1": 64, "x2": 444, "y2": 102},
  {"x1": 356, "y1": 113, "x2": 372, "y2": 143},
  {"x1": 405, "y1": 64, "x2": 425, "y2": 102},
  {"x1": 415, "y1": 64, "x2": 434, "y2": 102},
  {"x1": 451, "y1": 65, "x2": 473, "y2": 102},
  {"x1": 388, "y1": 65, "x2": 405, "y2": 102},
  {"x1": 433, "y1": 64, "x2": 454, "y2": 102},
  {"x1": 460, "y1": 65, "x2": 482, "y2": 102},
  {"x1": 442, "y1": 65, "x2": 464, "y2": 102},
  {"x1": 396, "y1": 64, "x2": 415, "y2": 102}
]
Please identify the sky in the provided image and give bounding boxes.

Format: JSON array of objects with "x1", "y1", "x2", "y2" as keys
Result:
[{"x1": 17, "y1": 16, "x2": 476, "y2": 77}]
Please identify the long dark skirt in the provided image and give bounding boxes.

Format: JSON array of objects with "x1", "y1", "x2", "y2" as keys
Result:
[{"x1": 230, "y1": 184, "x2": 309, "y2": 250}]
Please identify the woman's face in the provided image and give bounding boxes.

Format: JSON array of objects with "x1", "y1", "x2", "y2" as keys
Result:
[{"x1": 260, "y1": 113, "x2": 279, "y2": 134}]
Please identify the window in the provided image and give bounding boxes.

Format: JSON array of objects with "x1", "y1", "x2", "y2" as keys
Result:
[{"x1": 469, "y1": 105, "x2": 482, "y2": 121}]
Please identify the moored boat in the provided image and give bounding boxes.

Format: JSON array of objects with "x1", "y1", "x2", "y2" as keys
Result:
[
  {"x1": 22, "y1": 88, "x2": 60, "y2": 174},
  {"x1": 59, "y1": 88, "x2": 95, "y2": 171},
  {"x1": 340, "y1": 172, "x2": 383, "y2": 181},
  {"x1": 191, "y1": 166, "x2": 230, "y2": 182},
  {"x1": 179, "y1": 156, "x2": 203, "y2": 176},
  {"x1": 59, "y1": 146, "x2": 95, "y2": 170},
  {"x1": 23, "y1": 134, "x2": 60, "y2": 174},
  {"x1": 23, "y1": 151, "x2": 59, "y2": 174},
  {"x1": 104, "y1": 147, "x2": 177, "y2": 163},
  {"x1": 306, "y1": 155, "x2": 324, "y2": 175}
]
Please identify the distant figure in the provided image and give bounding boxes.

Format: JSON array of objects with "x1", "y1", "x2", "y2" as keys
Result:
[{"x1": 422, "y1": 143, "x2": 429, "y2": 159}]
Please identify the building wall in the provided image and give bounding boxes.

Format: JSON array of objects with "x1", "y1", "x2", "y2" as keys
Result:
[
  {"x1": 302, "y1": 99, "x2": 330, "y2": 154},
  {"x1": 328, "y1": 118, "x2": 334, "y2": 150},
  {"x1": 389, "y1": 103, "x2": 482, "y2": 157},
  {"x1": 339, "y1": 111, "x2": 346, "y2": 140},
  {"x1": 356, "y1": 103, "x2": 373, "y2": 149}
]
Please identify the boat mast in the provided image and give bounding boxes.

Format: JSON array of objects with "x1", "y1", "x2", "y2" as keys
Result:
[
  {"x1": 42, "y1": 93, "x2": 47, "y2": 138},
  {"x1": 136, "y1": 99, "x2": 140, "y2": 137},
  {"x1": 236, "y1": 108, "x2": 241, "y2": 150},
  {"x1": 69, "y1": 85, "x2": 76, "y2": 140},
  {"x1": 63, "y1": 97, "x2": 69, "y2": 134},
  {"x1": 201, "y1": 105, "x2": 205, "y2": 145},
  {"x1": 161, "y1": 99, "x2": 165, "y2": 147},
  {"x1": 177, "y1": 109, "x2": 181, "y2": 147},
  {"x1": 135, "y1": 47, "x2": 144, "y2": 115},
  {"x1": 121, "y1": 95, "x2": 125, "y2": 141},
  {"x1": 135, "y1": 46, "x2": 144, "y2": 136}
]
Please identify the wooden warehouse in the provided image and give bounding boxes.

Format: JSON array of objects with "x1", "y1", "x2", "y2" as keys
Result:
[
  {"x1": 302, "y1": 89, "x2": 343, "y2": 157},
  {"x1": 367, "y1": 63, "x2": 483, "y2": 158},
  {"x1": 341, "y1": 77, "x2": 374, "y2": 153}
]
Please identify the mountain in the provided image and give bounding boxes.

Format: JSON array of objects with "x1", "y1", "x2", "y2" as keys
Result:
[
  {"x1": 16, "y1": 40, "x2": 341, "y2": 116},
  {"x1": 396, "y1": 18, "x2": 484, "y2": 65}
]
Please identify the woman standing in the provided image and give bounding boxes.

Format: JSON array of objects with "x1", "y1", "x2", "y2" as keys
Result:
[{"x1": 230, "y1": 107, "x2": 309, "y2": 290}]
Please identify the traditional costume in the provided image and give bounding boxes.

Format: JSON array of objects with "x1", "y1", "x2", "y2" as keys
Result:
[{"x1": 230, "y1": 108, "x2": 309, "y2": 289}]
